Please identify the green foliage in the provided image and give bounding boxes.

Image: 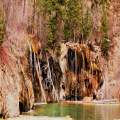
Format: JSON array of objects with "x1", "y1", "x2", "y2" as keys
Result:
[
  {"x1": 63, "y1": 0, "x2": 81, "y2": 40},
  {"x1": 100, "y1": 0, "x2": 110, "y2": 5},
  {"x1": 92, "y1": 0, "x2": 110, "y2": 59},
  {"x1": 0, "y1": 10, "x2": 5, "y2": 45},
  {"x1": 36, "y1": 0, "x2": 110, "y2": 52},
  {"x1": 101, "y1": 37, "x2": 109, "y2": 59},
  {"x1": 36, "y1": 0, "x2": 66, "y2": 47},
  {"x1": 80, "y1": 10, "x2": 92, "y2": 40},
  {"x1": 101, "y1": 3, "x2": 108, "y2": 33},
  {"x1": 101, "y1": 3, "x2": 110, "y2": 59},
  {"x1": 64, "y1": 21, "x2": 71, "y2": 39},
  {"x1": 47, "y1": 16, "x2": 57, "y2": 47},
  {"x1": 64, "y1": 0, "x2": 93, "y2": 41},
  {"x1": 36, "y1": 0, "x2": 93, "y2": 44}
]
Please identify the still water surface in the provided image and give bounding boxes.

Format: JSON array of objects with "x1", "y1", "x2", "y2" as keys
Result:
[{"x1": 33, "y1": 103, "x2": 120, "y2": 120}]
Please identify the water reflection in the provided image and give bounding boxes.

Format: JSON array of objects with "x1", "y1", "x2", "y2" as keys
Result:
[{"x1": 33, "y1": 103, "x2": 120, "y2": 120}]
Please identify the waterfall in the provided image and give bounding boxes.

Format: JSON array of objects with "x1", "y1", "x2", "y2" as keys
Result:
[
  {"x1": 34, "y1": 53, "x2": 47, "y2": 103},
  {"x1": 27, "y1": 38, "x2": 46, "y2": 102},
  {"x1": 27, "y1": 42, "x2": 103, "y2": 102},
  {"x1": 47, "y1": 57, "x2": 59, "y2": 102},
  {"x1": 29, "y1": 45, "x2": 35, "y2": 85},
  {"x1": 82, "y1": 52, "x2": 85, "y2": 71},
  {"x1": 75, "y1": 50, "x2": 77, "y2": 101},
  {"x1": 81, "y1": 51, "x2": 86, "y2": 93},
  {"x1": 27, "y1": 37, "x2": 35, "y2": 84}
]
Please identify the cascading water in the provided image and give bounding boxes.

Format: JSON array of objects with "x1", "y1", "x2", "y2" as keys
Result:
[
  {"x1": 81, "y1": 51, "x2": 87, "y2": 95},
  {"x1": 28, "y1": 39, "x2": 46, "y2": 103},
  {"x1": 75, "y1": 50, "x2": 77, "y2": 101},
  {"x1": 47, "y1": 57, "x2": 59, "y2": 102},
  {"x1": 35, "y1": 55, "x2": 46, "y2": 103}
]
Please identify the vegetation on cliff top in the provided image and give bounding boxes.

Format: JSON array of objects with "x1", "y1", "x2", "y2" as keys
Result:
[
  {"x1": 35, "y1": 0, "x2": 93, "y2": 46},
  {"x1": 101, "y1": 2, "x2": 110, "y2": 59},
  {"x1": 34, "y1": 0, "x2": 110, "y2": 59}
]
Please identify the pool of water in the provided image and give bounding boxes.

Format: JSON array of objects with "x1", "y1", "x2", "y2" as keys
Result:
[{"x1": 31, "y1": 103, "x2": 120, "y2": 120}]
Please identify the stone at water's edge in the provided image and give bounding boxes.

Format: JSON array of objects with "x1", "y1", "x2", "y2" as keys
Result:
[
  {"x1": 7, "y1": 115, "x2": 73, "y2": 120},
  {"x1": 83, "y1": 97, "x2": 93, "y2": 103}
]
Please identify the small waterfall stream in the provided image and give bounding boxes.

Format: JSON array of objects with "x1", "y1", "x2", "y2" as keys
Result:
[
  {"x1": 81, "y1": 51, "x2": 86, "y2": 94},
  {"x1": 28, "y1": 39, "x2": 46, "y2": 103},
  {"x1": 75, "y1": 50, "x2": 77, "y2": 101},
  {"x1": 34, "y1": 53, "x2": 46, "y2": 103},
  {"x1": 47, "y1": 57, "x2": 59, "y2": 102}
]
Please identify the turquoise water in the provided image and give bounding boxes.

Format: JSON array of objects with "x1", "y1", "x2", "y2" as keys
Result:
[{"x1": 33, "y1": 103, "x2": 120, "y2": 120}]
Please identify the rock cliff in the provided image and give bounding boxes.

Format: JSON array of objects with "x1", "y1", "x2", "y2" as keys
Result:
[{"x1": 0, "y1": 0, "x2": 120, "y2": 118}]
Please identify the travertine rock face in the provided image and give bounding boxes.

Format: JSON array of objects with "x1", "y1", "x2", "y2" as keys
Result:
[
  {"x1": 0, "y1": 0, "x2": 34, "y2": 117},
  {"x1": 103, "y1": 0, "x2": 120, "y2": 99},
  {"x1": 95, "y1": 0, "x2": 120, "y2": 100},
  {"x1": 59, "y1": 43, "x2": 103, "y2": 100}
]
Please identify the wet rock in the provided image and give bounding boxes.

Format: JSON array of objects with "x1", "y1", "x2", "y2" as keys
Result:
[{"x1": 60, "y1": 42, "x2": 103, "y2": 100}]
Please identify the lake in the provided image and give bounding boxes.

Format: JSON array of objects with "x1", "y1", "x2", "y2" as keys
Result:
[{"x1": 32, "y1": 103, "x2": 120, "y2": 120}]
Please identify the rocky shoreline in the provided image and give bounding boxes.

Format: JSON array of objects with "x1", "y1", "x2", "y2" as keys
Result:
[
  {"x1": 63, "y1": 98, "x2": 120, "y2": 105},
  {"x1": 0, "y1": 115, "x2": 73, "y2": 120}
]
